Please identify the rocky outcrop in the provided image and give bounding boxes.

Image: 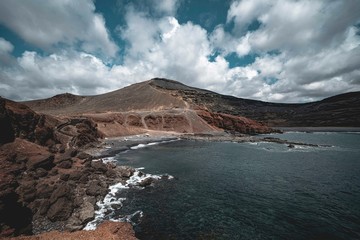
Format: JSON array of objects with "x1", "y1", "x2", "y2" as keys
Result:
[
  {"x1": 197, "y1": 109, "x2": 274, "y2": 134},
  {"x1": 0, "y1": 98, "x2": 109, "y2": 238},
  {"x1": 0, "y1": 136, "x2": 140, "y2": 237},
  {"x1": 0, "y1": 97, "x2": 58, "y2": 147}
]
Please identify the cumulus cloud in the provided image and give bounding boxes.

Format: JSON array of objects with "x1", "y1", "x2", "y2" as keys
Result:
[
  {"x1": 227, "y1": 0, "x2": 360, "y2": 54},
  {"x1": 152, "y1": 0, "x2": 180, "y2": 15},
  {"x1": 0, "y1": 37, "x2": 13, "y2": 53},
  {"x1": 0, "y1": 0, "x2": 118, "y2": 57},
  {"x1": 0, "y1": 37, "x2": 15, "y2": 64},
  {"x1": 0, "y1": 0, "x2": 360, "y2": 103}
]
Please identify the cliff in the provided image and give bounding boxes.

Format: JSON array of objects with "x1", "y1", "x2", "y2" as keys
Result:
[{"x1": 0, "y1": 98, "x2": 134, "y2": 238}]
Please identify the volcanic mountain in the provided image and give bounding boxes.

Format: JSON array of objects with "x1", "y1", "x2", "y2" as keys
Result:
[
  {"x1": 24, "y1": 78, "x2": 360, "y2": 136},
  {"x1": 24, "y1": 78, "x2": 272, "y2": 136}
]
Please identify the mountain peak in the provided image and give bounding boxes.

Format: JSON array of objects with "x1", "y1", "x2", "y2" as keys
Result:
[{"x1": 149, "y1": 78, "x2": 194, "y2": 91}]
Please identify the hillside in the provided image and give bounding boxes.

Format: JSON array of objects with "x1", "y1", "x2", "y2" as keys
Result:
[
  {"x1": 146, "y1": 79, "x2": 360, "y2": 127},
  {"x1": 25, "y1": 78, "x2": 360, "y2": 130},
  {"x1": 25, "y1": 79, "x2": 275, "y2": 136}
]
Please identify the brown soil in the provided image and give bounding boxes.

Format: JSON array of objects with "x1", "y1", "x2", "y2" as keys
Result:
[{"x1": 4, "y1": 221, "x2": 136, "y2": 240}]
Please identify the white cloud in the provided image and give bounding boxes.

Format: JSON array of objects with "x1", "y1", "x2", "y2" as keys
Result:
[
  {"x1": 227, "y1": 0, "x2": 360, "y2": 54},
  {"x1": 0, "y1": 51, "x2": 115, "y2": 100},
  {"x1": 227, "y1": 0, "x2": 270, "y2": 33},
  {"x1": 0, "y1": 0, "x2": 118, "y2": 57},
  {"x1": 0, "y1": 37, "x2": 15, "y2": 65},
  {"x1": 1, "y1": 0, "x2": 360, "y2": 103},
  {"x1": 152, "y1": 0, "x2": 180, "y2": 15},
  {"x1": 0, "y1": 37, "x2": 13, "y2": 53}
]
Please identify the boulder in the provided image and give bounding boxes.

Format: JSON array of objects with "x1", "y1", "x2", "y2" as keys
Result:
[
  {"x1": 85, "y1": 181, "x2": 103, "y2": 197},
  {"x1": 69, "y1": 170, "x2": 83, "y2": 181},
  {"x1": 54, "y1": 148, "x2": 77, "y2": 164},
  {"x1": 90, "y1": 160, "x2": 108, "y2": 173},
  {"x1": 78, "y1": 201, "x2": 95, "y2": 224},
  {"x1": 35, "y1": 168, "x2": 48, "y2": 178},
  {"x1": 117, "y1": 166, "x2": 135, "y2": 178},
  {"x1": 49, "y1": 183, "x2": 72, "y2": 204},
  {"x1": 76, "y1": 152, "x2": 92, "y2": 160},
  {"x1": 57, "y1": 159, "x2": 73, "y2": 169},
  {"x1": 26, "y1": 154, "x2": 54, "y2": 171},
  {"x1": 60, "y1": 173, "x2": 70, "y2": 181},
  {"x1": 47, "y1": 197, "x2": 73, "y2": 221},
  {"x1": 138, "y1": 177, "x2": 155, "y2": 187},
  {"x1": 36, "y1": 184, "x2": 53, "y2": 199}
]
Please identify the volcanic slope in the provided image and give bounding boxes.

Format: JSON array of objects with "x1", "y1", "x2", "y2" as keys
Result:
[
  {"x1": 149, "y1": 79, "x2": 360, "y2": 127},
  {"x1": 25, "y1": 78, "x2": 360, "y2": 136},
  {"x1": 24, "y1": 79, "x2": 273, "y2": 136}
]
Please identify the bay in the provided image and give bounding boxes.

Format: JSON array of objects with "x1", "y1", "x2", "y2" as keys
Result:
[{"x1": 115, "y1": 132, "x2": 360, "y2": 240}]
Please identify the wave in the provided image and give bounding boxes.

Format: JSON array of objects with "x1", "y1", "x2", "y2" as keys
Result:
[
  {"x1": 101, "y1": 157, "x2": 117, "y2": 164},
  {"x1": 84, "y1": 168, "x2": 173, "y2": 230},
  {"x1": 130, "y1": 139, "x2": 179, "y2": 150}
]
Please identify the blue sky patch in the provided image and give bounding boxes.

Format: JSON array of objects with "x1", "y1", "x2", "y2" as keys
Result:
[{"x1": 225, "y1": 52, "x2": 258, "y2": 68}]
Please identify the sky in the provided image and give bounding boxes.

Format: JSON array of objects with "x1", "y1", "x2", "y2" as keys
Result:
[{"x1": 0, "y1": 0, "x2": 360, "y2": 103}]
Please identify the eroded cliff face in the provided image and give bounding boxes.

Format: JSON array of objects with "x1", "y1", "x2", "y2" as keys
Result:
[
  {"x1": 196, "y1": 109, "x2": 274, "y2": 134},
  {"x1": 0, "y1": 98, "x2": 116, "y2": 238}
]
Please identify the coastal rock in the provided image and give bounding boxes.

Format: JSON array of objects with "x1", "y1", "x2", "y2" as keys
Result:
[
  {"x1": 35, "y1": 168, "x2": 48, "y2": 178},
  {"x1": 138, "y1": 177, "x2": 155, "y2": 187},
  {"x1": 47, "y1": 197, "x2": 73, "y2": 221},
  {"x1": 60, "y1": 173, "x2": 70, "y2": 181},
  {"x1": 78, "y1": 201, "x2": 95, "y2": 224},
  {"x1": 76, "y1": 151, "x2": 92, "y2": 160},
  {"x1": 49, "y1": 183, "x2": 73, "y2": 204},
  {"x1": 86, "y1": 180, "x2": 106, "y2": 197},
  {"x1": 54, "y1": 148, "x2": 77, "y2": 164},
  {"x1": 90, "y1": 160, "x2": 108, "y2": 173},
  {"x1": 117, "y1": 166, "x2": 135, "y2": 178},
  {"x1": 57, "y1": 159, "x2": 73, "y2": 169},
  {"x1": 26, "y1": 154, "x2": 54, "y2": 171},
  {"x1": 36, "y1": 184, "x2": 53, "y2": 199}
]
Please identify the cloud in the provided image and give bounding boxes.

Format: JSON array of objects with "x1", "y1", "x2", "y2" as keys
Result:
[
  {"x1": 119, "y1": 9, "x2": 229, "y2": 89},
  {"x1": 0, "y1": 37, "x2": 15, "y2": 64},
  {"x1": 227, "y1": 0, "x2": 360, "y2": 54},
  {"x1": 0, "y1": 51, "x2": 113, "y2": 100},
  {"x1": 0, "y1": 37, "x2": 13, "y2": 53},
  {"x1": 0, "y1": 0, "x2": 359, "y2": 103},
  {"x1": 152, "y1": 0, "x2": 180, "y2": 15},
  {"x1": 0, "y1": 0, "x2": 118, "y2": 57}
]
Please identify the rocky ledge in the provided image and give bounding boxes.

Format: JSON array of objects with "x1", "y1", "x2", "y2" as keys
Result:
[
  {"x1": 0, "y1": 97, "x2": 143, "y2": 239},
  {"x1": 0, "y1": 137, "x2": 143, "y2": 237}
]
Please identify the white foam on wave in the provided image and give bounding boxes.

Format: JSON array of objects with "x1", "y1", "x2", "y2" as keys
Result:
[
  {"x1": 101, "y1": 157, "x2": 117, "y2": 164},
  {"x1": 130, "y1": 139, "x2": 179, "y2": 150},
  {"x1": 84, "y1": 167, "x2": 174, "y2": 230}
]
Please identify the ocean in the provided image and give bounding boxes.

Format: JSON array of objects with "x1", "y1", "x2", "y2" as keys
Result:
[{"x1": 104, "y1": 132, "x2": 360, "y2": 239}]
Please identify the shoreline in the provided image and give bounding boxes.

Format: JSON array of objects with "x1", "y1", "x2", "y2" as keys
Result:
[
  {"x1": 85, "y1": 133, "x2": 182, "y2": 159},
  {"x1": 273, "y1": 127, "x2": 360, "y2": 132},
  {"x1": 85, "y1": 130, "x2": 337, "y2": 160}
]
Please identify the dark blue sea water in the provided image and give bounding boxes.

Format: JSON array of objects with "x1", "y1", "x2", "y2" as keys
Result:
[{"x1": 115, "y1": 132, "x2": 360, "y2": 240}]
